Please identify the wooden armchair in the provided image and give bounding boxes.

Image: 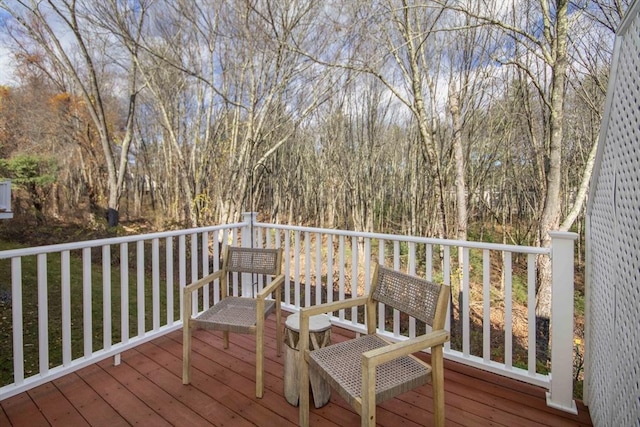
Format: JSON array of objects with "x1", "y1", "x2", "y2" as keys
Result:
[
  {"x1": 182, "y1": 246, "x2": 284, "y2": 398},
  {"x1": 298, "y1": 263, "x2": 450, "y2": 426}
]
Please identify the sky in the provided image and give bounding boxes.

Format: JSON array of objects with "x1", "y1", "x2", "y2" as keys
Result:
[
  {"x1": 0, "y1": 46, "x2": 15, "y2": 85},
  {"x1": 0, "y1": 8, "x2": 15, "y2": 86}
]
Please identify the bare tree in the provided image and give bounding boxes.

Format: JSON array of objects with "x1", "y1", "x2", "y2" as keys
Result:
[
  {"x1": 1, "y1": 0, "x2": 145, "y2": 226},
  {"x1": 120, "y1": 1, "x2": 343, "y2": 224},
  {"x1": 436, "y1": 0, "x2": 568, "y2": 359}
]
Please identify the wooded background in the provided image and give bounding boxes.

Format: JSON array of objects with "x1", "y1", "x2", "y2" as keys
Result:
[{"x1": 0, "y1": 1, "x2": 630, "y2": 324}]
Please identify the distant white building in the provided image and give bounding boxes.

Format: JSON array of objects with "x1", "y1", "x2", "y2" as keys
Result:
[{"x1": 0, "y1": 180, "x2": 13, "y2": 219}]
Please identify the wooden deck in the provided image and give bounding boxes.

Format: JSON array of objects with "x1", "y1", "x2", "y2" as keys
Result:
[{"x1": 1, "y1": 314, "x2": 592, "y2": 426}]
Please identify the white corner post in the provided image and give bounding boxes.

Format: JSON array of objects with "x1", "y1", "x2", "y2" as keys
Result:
[
  {"x1": 546, "y1": 231, "x2": 579, "y2": 414},
  {"x1": 241, "y1": 212, "x2": 258, "y2": 246},
  {"x1": 241, "y1": 212, "x2": 258, "y2": 297}
]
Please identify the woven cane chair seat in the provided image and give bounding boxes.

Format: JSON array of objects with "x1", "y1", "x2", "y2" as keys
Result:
[
  {"x1": 193, "y1": 297, "x2": 276, "y2": 334},
  {"x1": 309, "y1": 334, "x2": 430, "y2": 406}
]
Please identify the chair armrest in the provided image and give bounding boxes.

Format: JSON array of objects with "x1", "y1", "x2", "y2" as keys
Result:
[
  {"x1": 183, "y1": 269, "x2": 225, "y2": 295},
  {"x1": 256, "y1": 274, "x2": 285, "y2": 298},
  {"x1": 299, "y1": 296, "x2": 368, "y2": 347},
  {"x1": 183, "y1": 270, "x2": 226, "y2": 321},
  {"x1": 299, "y1": 296, "x2": 370, "y2": 363},
  {"x1": 362, "y1": 330, "x2": 450, "y2": 367}
]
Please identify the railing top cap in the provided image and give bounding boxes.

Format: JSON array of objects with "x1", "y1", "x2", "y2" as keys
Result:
[{"x1": 258, "y1": 222, "x2": 550, "y2": 255}]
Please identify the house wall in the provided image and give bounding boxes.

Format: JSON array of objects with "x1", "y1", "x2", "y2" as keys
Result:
[
  {"x1": 0, "y1": 181, "x2": 12, "y2": 219},
  {"x1": 586, "y1": 1, "x2": 640, "y2": 425}
]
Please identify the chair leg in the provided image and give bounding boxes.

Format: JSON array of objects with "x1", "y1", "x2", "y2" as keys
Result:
[
  {"x1": 275, "y1": 308, "x2": 282, "y2": 357},
  {"x1": 432, "y1": 345, "x2": 445, "y2": 427},
  {"x1": 256, "y1": 313, "x2": 264, "y2": 398},
  {"x1": 182, "y1": 322, "x2": 191, "y2": 384},
  {"x1": 361, "y1": 361, "x2": 376, "y2": 427},
  {"x1": 299, "y1": 351, "x2": 310, "y2": 427},
  {"x1": 222, "y1": 331, "x2": 230, "y2": 349},
  {"x1": 256, "y1": 298, "x2": 264, "y2": 399}
]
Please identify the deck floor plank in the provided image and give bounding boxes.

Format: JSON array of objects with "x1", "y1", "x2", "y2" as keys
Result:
[
  {"x1": 120, "y1": 345, "x2": 255, "y2": 427},
  {"x1": 0, "y1": 404, "x2": 11, "y2": 426},
  {"x1": 142, "y1": 337, "x2": 303, "y2": 427},
  {"x1": 1, "y1": 315, "x2": 593, "y2": 427},
  {"x1": 97, "y1": 354, "x2": 215, "y2": 426},
  {"x1": 27, "y1": 381, "x2": 89, "y2": 426},
  {"x1": 164, "y1": 332, "x2": 343, "y2": 427},
  {"x1": 439, "y1": 366, "x2": 584, "y2": 427},
  {"x1": 52, "y1": 372, "x2": 129, "y2": 427},
  {"x1": 442, "y1": 362, "x2": 592, "y2": 425},
  {"x1": 75, "y1": 363, "x2": 172, "y2": 426},
  {"x1": 1, "y1": 391, "x2": 50, "y2": 426}
]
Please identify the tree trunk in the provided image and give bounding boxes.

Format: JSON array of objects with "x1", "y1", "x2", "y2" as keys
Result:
[{"x1": 535, "y1": 0, "x2": 569, "y2": 362}]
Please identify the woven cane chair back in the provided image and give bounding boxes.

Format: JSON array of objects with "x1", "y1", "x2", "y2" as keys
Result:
[
  {"x1": 372, "y1": 266, "x2": 444, "y2": 328},
  {"x1": 225, "y1": 246, "x2": 282, "y2": 275}
]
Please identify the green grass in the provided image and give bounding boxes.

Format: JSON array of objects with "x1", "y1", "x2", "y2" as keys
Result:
[
  {"x1": 0, "y1": 241, "x2": 181, "y2": 387},
  {"x1": 446, "y1": 247, "x2": 542, "y2": 374}
]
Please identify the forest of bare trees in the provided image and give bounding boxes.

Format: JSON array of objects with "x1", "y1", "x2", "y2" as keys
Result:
[{"x1": 0, "y1": 1, "x2": 631, "y2": 338}]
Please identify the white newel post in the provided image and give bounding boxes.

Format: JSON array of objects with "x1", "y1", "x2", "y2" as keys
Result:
[
  {"x1": 241, "y1": 212, "x2": 258, "y2": 297},
  {"x1": 546, "y1": 231, "x2": 579, "y2": 414}
]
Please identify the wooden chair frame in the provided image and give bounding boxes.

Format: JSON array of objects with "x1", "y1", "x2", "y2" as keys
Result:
[
  {"x1": 298, "y1": 263, "x2": 450, "y2": 426},
  {"x1": 182, "y1": 246, "x2": 284, "y2": 398}
]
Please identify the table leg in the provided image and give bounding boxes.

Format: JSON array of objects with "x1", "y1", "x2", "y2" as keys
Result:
[
  {"x1": 284, "y1": 344, "x2": 300, "y2": 405},
  {"x1": 310, "y1": 369, "x2": 331, "y2": 408}
]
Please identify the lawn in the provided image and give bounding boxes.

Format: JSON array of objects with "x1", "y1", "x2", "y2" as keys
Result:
[{"x1": 0, "y1": 240, "x2": 181, "y2": 387}]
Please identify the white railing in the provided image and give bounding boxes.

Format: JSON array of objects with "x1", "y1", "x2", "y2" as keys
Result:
[
  {"x1": 0, "y1": 180, "x2": 12, "y2": 218},
  {"x1": 0, "y1": 222, "x2": 247, "y2": 400},
  {"x1": 0, "y1": 212, "x2": 578, "y2": 413}
]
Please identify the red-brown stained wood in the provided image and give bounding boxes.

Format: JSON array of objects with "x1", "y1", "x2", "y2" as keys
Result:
[
  {"x1": 76, "y1": 363, "x2": 172, "y2": 426},
  {"x1": 1, "y1": 392, "x2": 50, "y2": 427},
  {"x1": 148, "y1": 334, "x2": 300, "y2": 426},
  {"x1": 122, "y1": 346, "x2": 254, "y2": 427},
  {"x1": 52, "y1": 372, "x2": 129, "y2": 427},
  {"x1": 28, "y1": 381, "x2": 89, "y2": 426},
  {"x1": 0, "y1": 315, "x2": 593, "y2": 427},
  {"x1": 0, "y1": 405, "x2": 12, "y2": 426},
  {"x1": 440, "y1": 361, "x2": 593, "y2": 426},
  {"x1": 97, "y1": 355, "x2": 214, "y2": 426}
]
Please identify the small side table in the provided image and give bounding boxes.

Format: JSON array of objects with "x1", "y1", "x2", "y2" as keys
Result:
[{"x1": 283, "y1": 312, "x2": 332, "y2": 408}]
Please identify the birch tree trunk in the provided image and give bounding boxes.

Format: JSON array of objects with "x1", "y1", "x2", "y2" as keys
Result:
[{"x1": 534, "y1": 1, "x2": 569, "y2": 361}]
